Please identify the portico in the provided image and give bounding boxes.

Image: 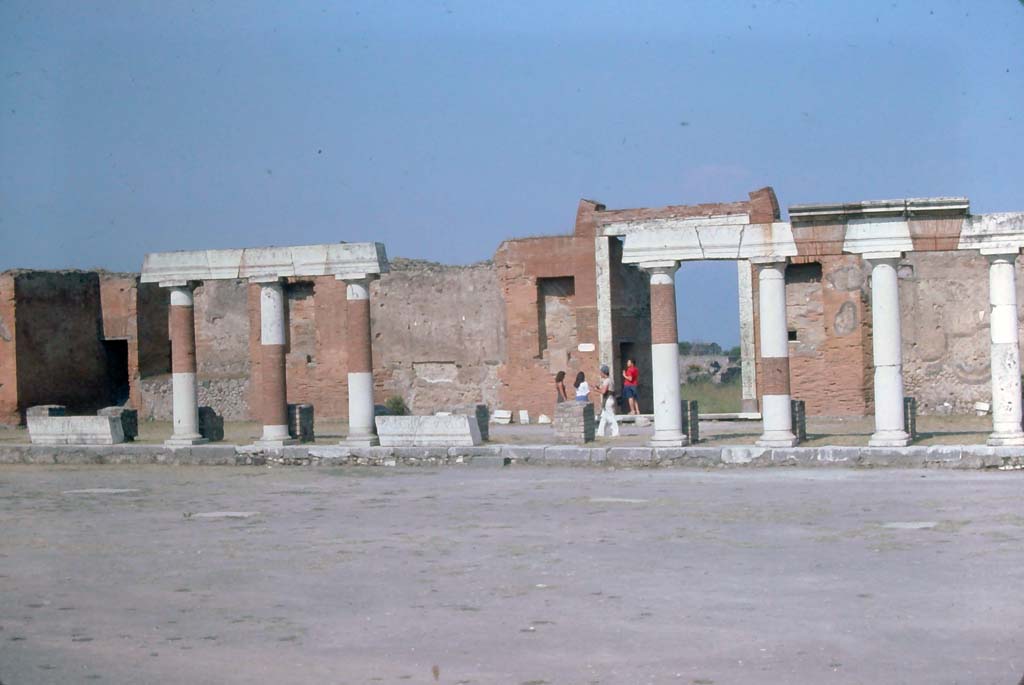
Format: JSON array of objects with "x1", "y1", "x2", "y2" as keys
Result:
[{"x1": 141, "y1": 243, "x2": 389, "y2": 447}]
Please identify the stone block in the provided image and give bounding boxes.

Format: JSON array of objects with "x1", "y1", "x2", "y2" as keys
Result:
[
  {"x1": 553, "y1": 402, "x2": 595, "y2": 444},
  {"x1": 28, "y1": 416, "x2": 125, "y2": 446},
  {"x1": 790, "y1": 400, "x2": 807, "y2": 443},
  {"x1": 904, "y1": 397, "x2": 918, "y2": 440},
  {"x1": 287, "y1": 403, "x2": 315, "y2": 443},
  {"x1": 537, "y1": 414, "x2": 551, "y2": 424},
  {"x1": 607, "y1": 447, "x2": 654, "y2": 466},
  {"x1": 97, "y1": 406, "x2": 138, "y2": 441},
  {"x1": 721, "y1": 446, "x2": 769, "y2": 464},
  {"x1": 680, "y1": 400, "x2": 699, "y2": 442},
  {"x1": 198, "y1": 406, "x2": 225, "y2": 442},
  {"x1": 26, "y1": 405, "x2": 66, "y2": 418},
  {"x1": 375, "y1": 415, "x2": 482, "y2": 447},
  {"x1": 491, "y1": 409, "x2": 513, "y2": 425},
  {"x1": 543, "y1": 446, "x2": 592, "y2": 465},
  {"x1": 465, "y1": 455, "x2": 505, "y2": 468},
  {"x1": 518, "y1": 410, "x2": 530, "y2": 425},
  {"x1": 447, "y1": 446, "x2": 502, "y2": 458},
  {"x1": 500, "y1": 445, "x2": 546, "y2": 464},
  {"x1": 474, "y1": 404, "x2": 490, "y2": 441}
]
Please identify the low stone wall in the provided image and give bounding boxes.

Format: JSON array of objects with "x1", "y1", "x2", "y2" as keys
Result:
[{"x1": 0, "y1": 442, "x2": 1018, "y2": 471}]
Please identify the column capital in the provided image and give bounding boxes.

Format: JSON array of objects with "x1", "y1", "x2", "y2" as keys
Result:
[
  {"x1": 983, "y1": 250, "x2": 1020, "y2": 263},
  {"x1": 639, "y1": 261, "x2": 679, "y2": 276},
  {"x1": 249, "y1": 275, "x2": 283, "y2": 285},
  {"x1": 862, "y1": 252, "x2": 904, "y2": 266},
  {"x1": 160, "y1": 280, "x2": 198, "y2": 290},
  {"x1": 749, "y1": 256, "x2": 788, "y2": 267},
  {"x1": 334, "y1": 272, "x2": 380, "y2": 284}
]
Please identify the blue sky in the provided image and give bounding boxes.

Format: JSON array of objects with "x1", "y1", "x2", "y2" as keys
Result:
[{"x1": 2, "y1": 1, "x2": 1022, "y2": 345}]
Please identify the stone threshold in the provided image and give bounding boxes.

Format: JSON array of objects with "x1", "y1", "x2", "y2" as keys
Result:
[{"x1": 0, "y1": 443, "x2": 1022, "y2": 470}]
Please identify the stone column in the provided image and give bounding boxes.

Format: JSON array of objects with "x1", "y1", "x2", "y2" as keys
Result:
[
  {"x1": 342, "y1": 276, "x2": 379, "y2": 446},
  {"x1": 165, "y1": 283, "x2": 206, "y2": 446},
  {"x1": 254, "y1": 278, "x2": 295, "y2": 447},
  {"x1": 866, "y1": 255, "x2": 910, "y2": 447},
  {"x1": 645, "y1": 263, "x2": 687, "y2": 447},
  {"x1": 737, "y1": 260, "x2": 758, "y2": 414},
  {"x1": 985, "y1": 252, "x2": 1024, "y2": 446},
  {"x1": 754, "y1": 260, "x2": 797, "y2": 447}
]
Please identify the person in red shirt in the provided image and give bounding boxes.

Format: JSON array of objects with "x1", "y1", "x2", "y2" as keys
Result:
[{"x1": 622, "y1": 358, "x2": 640, "y2": 415}]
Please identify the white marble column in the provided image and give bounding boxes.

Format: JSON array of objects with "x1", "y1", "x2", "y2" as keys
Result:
[
  {"x1": 737, "y1": 260, "x2": 759, "y2": 414},
  {"x1": 254, "y1": 278, "x2": 295, "y2": 447},
  {"x1": 165, "y1": 282, "x2": 207, "y2": 446},
  {"x1": 985, "y1": 252, "x2": 1024, "y2": 446},
  {"x1": 644, "y1": 262, "x2": 687, "y2": 447},
  {"x1": 342, "y1": 276, "x2": 379, "y2": 446},
  {"x1": 754, "y1": 260, "x2": 797, "y2": 447},
  {"x1": 866, "y1": 255, "x2": 910, "y2": 447}
]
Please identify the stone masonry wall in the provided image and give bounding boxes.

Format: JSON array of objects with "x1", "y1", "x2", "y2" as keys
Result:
[
  {"x1": 899, "y1": 251, "x2": 1024, "y2": 415},
  {"x1": 371, "y1": 258, "x2": 506, "y2": 416}
]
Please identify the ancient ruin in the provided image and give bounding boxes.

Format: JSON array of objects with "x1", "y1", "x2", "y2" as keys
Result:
[
  {"x1": 3, "y1": 188, "x2": 1024, "y2": 449},
  {"x1": 140, "y1": 242, "x2": 389, "y2": 446}
]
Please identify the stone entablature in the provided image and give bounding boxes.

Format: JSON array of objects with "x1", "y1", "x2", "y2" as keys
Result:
[
  {"x1": 140, "y1": 242, "x2": 388, "y2": 285},
  {"x1": 596, "y1": 192, "x2": 1024, "y2": 449},
  {"x1": 141, "y1": 242, "x2": 390, "y2": 448}
]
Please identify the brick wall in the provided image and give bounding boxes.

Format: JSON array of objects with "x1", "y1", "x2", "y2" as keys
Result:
[{"x1": 0, "y1": 274, "x2": 17, "y2": 424}]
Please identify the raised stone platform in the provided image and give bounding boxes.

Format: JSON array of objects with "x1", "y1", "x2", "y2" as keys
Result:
[{"x1": 0, "y1": 442, "x2": 1020, "y2": 470}]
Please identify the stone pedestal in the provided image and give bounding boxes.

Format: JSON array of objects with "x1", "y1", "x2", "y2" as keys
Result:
[
  {"x1": 165, "y1": 284, "x2": 207, "y2": 446},
  {"x1": 866, "y1": 256, "x2": 911, "y2": 447},
  {"x1": 790, "y1": 400, "x2": 807, "y2": 444},
  {"x1": 985, "y1": 253, "x2": 1024, "y2": 446},
  {"x1": 475, "y1": 404, "x2": 490, "y2": 442},
  {"x1": 288, "y1": 403, "x2": 315, "y2": 443},
  {"x1": 198, "y1": 406, "x2": 224, "y2": 442},
  {"x1": 681, "y1": 400, "x2": 699, "y2": 443},
  {"x1": 98, "y1": 406, "x2": 138, "y2": 441},
  {"x1": 341, "y1": 276, "x2": 379, "y2": 446},
  {"x1": 554, "y1": 402, "x2": 595, "y2": 444},
  {"x1": 645, "y1": 263, "x2": 687, "y2": 447},
  {"x1": 754, "y1": 260, "x2": 798, "y2": 447}
]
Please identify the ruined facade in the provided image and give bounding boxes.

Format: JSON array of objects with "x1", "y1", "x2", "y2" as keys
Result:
[{"x1": 3, "y1": 188, "x2": 1024, "y2": 430}]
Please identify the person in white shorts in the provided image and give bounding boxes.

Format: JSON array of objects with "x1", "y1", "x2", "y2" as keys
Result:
[{"x1": 592, "y1": 365, "x2": 619, "y2": 437}]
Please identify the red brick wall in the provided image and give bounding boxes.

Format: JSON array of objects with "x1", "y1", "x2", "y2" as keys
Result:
[
  {"x1": 99, "y1": 274, "x2": 144, "y2": 410},
  {"x1": 495, "y1": 232, "x2": 601, "y2": 419},
  {"x1": 0, "y1": 274, "x2": 17, "y2": 424},
  {"x1": 780, "y1": 256, "x2": 873, "y2": 416}
]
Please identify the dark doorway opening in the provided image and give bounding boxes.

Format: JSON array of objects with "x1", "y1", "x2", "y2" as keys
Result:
[{"x1": 103, "y1": 339, "x2": 130, "y2": 406}]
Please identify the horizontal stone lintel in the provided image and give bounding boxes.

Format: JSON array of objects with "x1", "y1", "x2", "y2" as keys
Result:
[{"x1": 141, "y1": 242, "x2": 389, "y2": 284}]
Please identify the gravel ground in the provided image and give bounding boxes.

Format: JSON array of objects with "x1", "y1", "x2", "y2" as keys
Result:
[{"x1": 1, "y1": 465, "x2": 1023, "y2": 684}]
